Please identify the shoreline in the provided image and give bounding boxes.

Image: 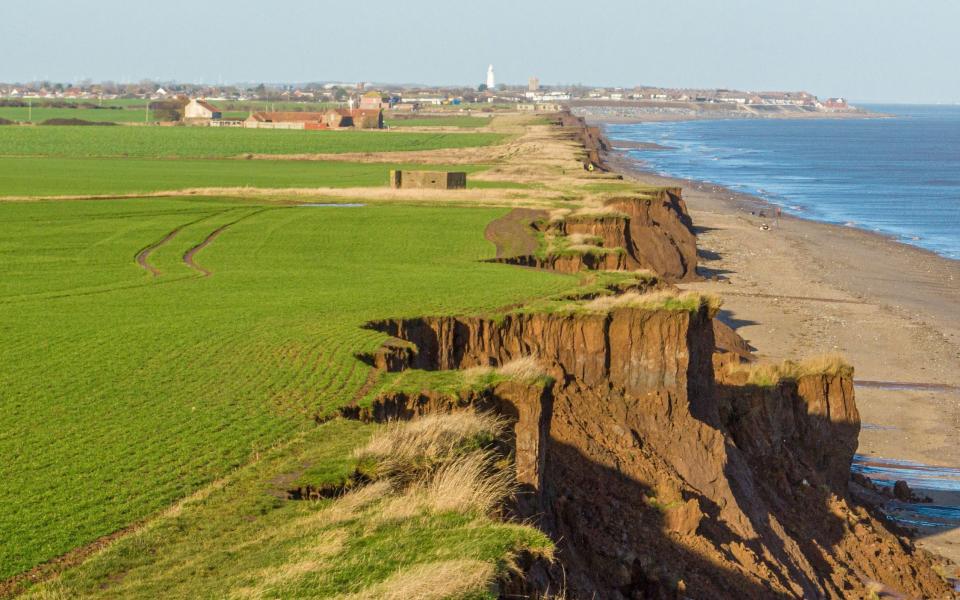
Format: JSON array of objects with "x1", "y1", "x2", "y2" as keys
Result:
[
  {"x1": 575, "y1": 104, "x2": 888, "y2": 124},
  {"x1": 607, "y1": 150, "x2": 960, "y2": 267},
  {"x1": 604, "y1": 141, "x2": 960, "y2": 564}
]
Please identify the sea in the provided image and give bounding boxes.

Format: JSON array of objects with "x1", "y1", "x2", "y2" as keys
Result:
[{"x1": 605, "y1": 105, "x2": 960, "y2": 260}]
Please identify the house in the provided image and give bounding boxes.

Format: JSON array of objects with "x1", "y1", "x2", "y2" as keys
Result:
[
  {"x1": 184, "y1": 98, "x2": 222, "y2": 120},
  {"x1": 244, "y1": 109, "x2": 383, "y2": 130},
  {"x1": 351, "y1": 108, "x2": 384, "y2": 129},
  {"x1": 822, "y1": 97, "x2": 849, "y2": 110},
  {"x1": 359, "y1": 91, "x2": 389, "y2": 110},
  {"x1": 322, "y1": 108, "x2": 384, "y2": 129},
  {"x1": 245, "y1": 111, "x2": 326, "y2": 129}
]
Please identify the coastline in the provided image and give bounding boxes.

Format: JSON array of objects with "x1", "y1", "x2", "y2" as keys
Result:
[
  {"x1": 575, "y1": 103, "x2": 888, "y2": 124},
  {"x1": 604, "y1": 143, "x2": 960, "y2": 563}
]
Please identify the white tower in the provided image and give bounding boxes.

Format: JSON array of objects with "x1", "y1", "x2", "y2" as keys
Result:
[{"x1": 486, "y1": 65, "x2": 495, "y2": 90}]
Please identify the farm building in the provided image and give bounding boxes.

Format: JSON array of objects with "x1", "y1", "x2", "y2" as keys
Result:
[
  {"x1": 359, "y1": 91, "x2": 390, "y2": 110},
  {"x1": 350, "y1": 109, "x2": 384, "y2": 129},
  {"x1": 244, "y1": 109, "x2": 383, "y2": 130},
  {"x1": 246, "y1": 111, "x2": 327, "y2": 129},
  {"x1": 184, "y1": 99, "x2": 222, "y2": 120}
]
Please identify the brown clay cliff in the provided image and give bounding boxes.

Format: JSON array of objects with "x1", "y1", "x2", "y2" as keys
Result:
[
  {"x1": 352, "y1": 302, "x2": 953, "y2": 598},
  {"x1": 485, "y1": 188, "x2": 699, "y2": 282},
  {"x1": 345, "y1": 117, "x2": 954, "y2": 598}
]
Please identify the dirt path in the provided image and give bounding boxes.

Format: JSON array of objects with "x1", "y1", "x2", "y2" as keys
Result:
[{"x1": 483, "y1": 208, "x2": 546, "y2": 258}]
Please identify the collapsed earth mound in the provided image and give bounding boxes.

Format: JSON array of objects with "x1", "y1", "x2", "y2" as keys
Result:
[
  {"x1": 351, "y1": 301, "x2": 954, "y2": 599},
  {"x1": 486, "y1": 188, "x2": 699, "y2": 282}
]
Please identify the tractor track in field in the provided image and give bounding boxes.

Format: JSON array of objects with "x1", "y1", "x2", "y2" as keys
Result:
[
  {"x1": 135, "y1": 227, "x2": 183, "y2": 277},
  {"x1": 134, "y1": 211, "x2": 229, "y2": 277},
  {"x1": 182, "y1": 209, "x2": 271, "y2": 277}
]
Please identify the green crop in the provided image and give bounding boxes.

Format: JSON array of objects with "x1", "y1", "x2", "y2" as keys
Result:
[
  {"x1": 0, "y1": 126, "x2": 507, "y2": 159},
  {"x1": 0, "y1": 157, "x2": 500, "y2": 197},
  {"x1": 0, "y1": 197, "x2": 576, "y2": 579}
]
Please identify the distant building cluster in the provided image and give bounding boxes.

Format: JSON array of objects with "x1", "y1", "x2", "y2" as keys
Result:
[
  {"x1": 575, "y1": 86, "x2": 850, "y2": 110},
  {"x1": 0, "y1": 75, "x2": 855, "y2": 120},
  {"x1": 184, "y1": 98, "x2": 385, "y2": 130}
]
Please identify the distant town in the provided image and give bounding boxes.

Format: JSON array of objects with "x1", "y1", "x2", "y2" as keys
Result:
[{"x1": 0, "y1": 66, "x2": 857, "y2": 126}]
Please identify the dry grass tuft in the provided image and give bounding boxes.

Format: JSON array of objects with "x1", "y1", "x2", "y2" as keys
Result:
[
  {"x1": 419, "y1": 451, "x2": 515, "y2": 515},
  {"x1": 497, "y1": 356, "x2": 546, "y2": 382},
  {"x1": 569, "y1": 205, "x2": 627, "y2": 219},
  {"x1": 355, "y1": 411, "x2": 504, "y2": 481},
  {"x1": 335, "y1": 559, "x2": 495, "y2": 600},
  {"x1": 793, "y1": 353, "x2": 854, "y2": 379},
  {"x1": 632, "y1": 269, "x2": 658, "y2": 281},
  {"x1": 286, "y1": 480, "x2": 392, "y2": 533},
  {"x1": 462, "y1": 364, "x2": 494, "y2": 385},
  {"x1": 581, "y1": 289, "x2": 719, "y2": 315},
  {"x1": 565, "y1": 233, "x2": 602, "y2": 246},
  {"x1": 723, "y1": 353, "x2": 854, "y2": 387},
  {"x1": 566, "y1": 243, "x2": 612, "y2": 254}
]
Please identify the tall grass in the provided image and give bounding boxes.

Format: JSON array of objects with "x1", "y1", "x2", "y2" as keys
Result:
[
  {"x1": 336, "y1": 559, "x2": 496, "y2": 600},
  {"x1": 722, "y1": 353, "x2": 854, "y2": 387},
  {"x1": 355, "y1": 411, "x2": 505, "y2": 481}
]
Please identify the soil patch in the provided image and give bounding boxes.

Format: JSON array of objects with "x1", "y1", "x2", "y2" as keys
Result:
[{"x1": 483, "y1": 208, "x2": 547, "y2": 258}]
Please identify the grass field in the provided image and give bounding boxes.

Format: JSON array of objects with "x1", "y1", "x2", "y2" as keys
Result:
[
  {"x1": 0, "y1": 106, "x2": 150, "y2": 123},
  {"x1": 0, "y1": 197, "x2": 576, "y2": 580},
  {"x1": 0, "y1": 126, "x2": 507, "y2": 159},
  {"x1": 0, "y1": 157, "x2": 510, "y2": 197},
  {"x1": 20, "y1": 415, "x2": 553, "y2": 599},
  {"x1": 386, "y1": 116, "x2": 491, "y2": 128},
  {"x1": 0, "y1": 100, "x2": 342, "y2": 123}
]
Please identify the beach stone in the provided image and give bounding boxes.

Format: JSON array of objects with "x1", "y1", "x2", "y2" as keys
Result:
[{"x1": 893, "y1": 480, "x2": 913, "y2": 501}]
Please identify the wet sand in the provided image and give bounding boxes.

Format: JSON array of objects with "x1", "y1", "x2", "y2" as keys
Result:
[{"x1": 607, "y1": 151, "x2": 960, "y2": 564}]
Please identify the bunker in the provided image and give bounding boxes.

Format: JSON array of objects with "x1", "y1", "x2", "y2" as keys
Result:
[{"x1": 389, "y1": 170, "x2": 467, "y2": 190}]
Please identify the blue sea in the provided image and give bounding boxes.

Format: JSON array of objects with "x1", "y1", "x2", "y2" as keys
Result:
[{"x1": 606, "y1": 105, "x2": 960, "y2": 260}]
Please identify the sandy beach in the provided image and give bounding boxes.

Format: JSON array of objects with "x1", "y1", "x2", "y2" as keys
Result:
[{"x1": 606, "y1": 150, "x2": 960, "y2": 564}]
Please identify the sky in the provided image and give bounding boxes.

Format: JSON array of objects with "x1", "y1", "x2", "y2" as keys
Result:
[{"x1": 2, "y1": 0, "x2": 958, "y2": 103}]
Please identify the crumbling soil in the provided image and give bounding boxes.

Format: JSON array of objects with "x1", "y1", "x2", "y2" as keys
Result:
[
  {"x1": 483, "y1": 208, "x2": 548, "y2": 258},
  {"x1": 354, "y1": 305, "x2": 955, "y2": 599},
  {"x1": 488, "y1": 188, "x2": 699, "y2": 282}
]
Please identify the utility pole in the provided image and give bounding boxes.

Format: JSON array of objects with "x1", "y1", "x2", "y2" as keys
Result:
[
  {"x1": 28, "y1": 99, "x2": 32, "y2": 123},
  {"x1": 145, "y1": 100, "x2": 149, "y2": 124}
]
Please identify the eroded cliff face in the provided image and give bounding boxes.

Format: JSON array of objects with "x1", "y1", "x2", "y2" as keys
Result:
[
  {"x1": 487, "y1": 189, "x2": 699, "y2": 282},
  {"x1": 354, "y1": 307, "x2": 954, "y2": 599},
  {"x1": 607, "y1": 188, "x2": 699, "y2": 282}
]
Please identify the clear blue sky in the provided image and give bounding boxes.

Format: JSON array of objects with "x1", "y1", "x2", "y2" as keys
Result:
[{"x1": 3, "y1": 0, "x2": 958, "y2": 103}]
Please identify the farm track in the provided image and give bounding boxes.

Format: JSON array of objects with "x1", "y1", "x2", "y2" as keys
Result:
[
  {"x1": 182, "y1": 209, "x2": 272, "y2": 277},
  {"x1": 135, "y1": 211, "x2": 230, "y2": 277}
]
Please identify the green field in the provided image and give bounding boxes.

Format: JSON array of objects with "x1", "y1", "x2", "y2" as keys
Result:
[
  {"x1": 0, "y1": 126, "x2": 507, "y2": 159},
  {"x1": 0, "y1": 197, "x2": 576, "y2": 580},
  {"x1": 19, "y1": 416, "x2": 552, "y2": 598},
  {"x1": 0, "y1": 157, "x2": 509, "y2": 197},
  {"x1": 386, "y1": 115, "x2": 491, "y2": 128},
  {"x1": 0, "y1": 100, "x2": 341, "y2": 124},
  {"x1": 0, "y1": 106, "x2": 150, "y2": 123}
]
